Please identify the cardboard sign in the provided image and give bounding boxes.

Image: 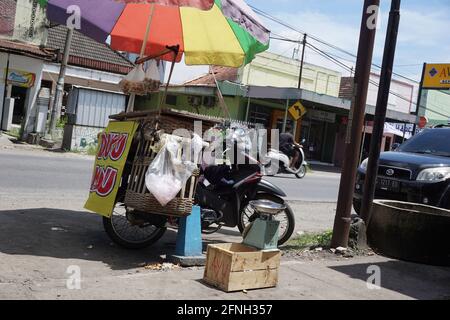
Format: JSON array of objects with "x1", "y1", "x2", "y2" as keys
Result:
[{"x1": 84, "y1": 121, "x2": 138, "y2": 217}]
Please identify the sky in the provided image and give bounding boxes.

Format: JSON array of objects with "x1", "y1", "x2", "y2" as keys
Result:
[{"x1": 169, "y1": 0, "x2": 450, "y2": 85}]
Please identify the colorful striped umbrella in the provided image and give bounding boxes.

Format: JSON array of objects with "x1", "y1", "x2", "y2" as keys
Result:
[{"x1": 45, "y1": 0, "x2": 270, "y2": 68}]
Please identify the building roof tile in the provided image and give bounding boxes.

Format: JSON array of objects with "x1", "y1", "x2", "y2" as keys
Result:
[
  {"x1": 0, "y1": 38, "x2": 56, "y2": 60},
  {"x1": 184, "y1": 66, "x2": 238, "y2": 86},
  {"x1": 47, "y1": 25, "x2": 134, "y2": 75}
]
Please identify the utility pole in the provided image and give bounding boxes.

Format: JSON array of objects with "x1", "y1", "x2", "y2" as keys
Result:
[
  {"x1": 48, "y1": 27, "x2": 73, "y2": 135},
  {"x1": 1, "y1": 53, "x2": 10, "y2": 131},
  {"x1": 360, "y1": 0, "x2": 402, "y2": 226},
  {"x1": 411, "y1": 63, "x2": 427, "y2": 136},
  {"x1": 331, "y1": 0, "x2": 380, "y2": 248},
  {"x1": 298, "y1": 34, "x2": 307, "y2": 90}
]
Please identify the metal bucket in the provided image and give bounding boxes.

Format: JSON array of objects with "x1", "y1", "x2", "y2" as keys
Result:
[{"x1": 368, "y1": 200, "x2": 450, "y2": 266}]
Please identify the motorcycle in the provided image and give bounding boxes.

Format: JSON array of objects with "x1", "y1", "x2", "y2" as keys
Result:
[
  {"x1": 102, "y1": 125, "x2": 295, "y2": 249},
  {"x1": 263, "y1": 139, "x2": 308, "y2": 179},
  {"x1": 196, "y1": 162, "x2": 295, "y2": 246}
]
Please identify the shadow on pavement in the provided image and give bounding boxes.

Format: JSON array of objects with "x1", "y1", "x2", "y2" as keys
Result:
[
  {"x1": 0, "y1": 208, "x2": 241, "y2": 271},
  {"x1": 329, "y1": 261, "x2": 450, "y2": 300},
  {"x1": 0, "y1": 208, "x2": 180, "y2": 270}
]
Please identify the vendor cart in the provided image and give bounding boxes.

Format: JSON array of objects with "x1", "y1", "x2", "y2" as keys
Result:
[
  {"x1": 45, "y1": 0, "x2": 277, "y2": 249},
  {"x1": 96, "y1": 109, "x2": 221, "y2": 249},
  {"x1": 87, "y1": 108, "x2": 295, "y2": 249}
]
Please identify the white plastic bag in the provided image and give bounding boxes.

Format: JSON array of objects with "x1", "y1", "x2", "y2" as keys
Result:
[
  {"x1": 119, "y1": 65, "x2": 146, "y2": 95},
  {"x1": 143, "y1": 60, "x2": 162, "y2": 93},
  {"x1": 145, "y1": 134, "x2": 203, "y2": 206}
]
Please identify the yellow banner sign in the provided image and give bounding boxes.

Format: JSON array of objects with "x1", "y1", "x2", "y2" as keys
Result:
[
  {"x1": 423, "y1": 64, "x2": 450, "y2": 89},
  {"x1": 289, "y1": 101, "x2": 307, "y2": 121},
  {"x1": 84, "y1": 121, "x2": 138, "y2": 217}
]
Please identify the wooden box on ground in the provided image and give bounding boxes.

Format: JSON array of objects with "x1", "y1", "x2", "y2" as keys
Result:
[{"x1": 203, "y1": 243, "x2": 281, "y2": 292}]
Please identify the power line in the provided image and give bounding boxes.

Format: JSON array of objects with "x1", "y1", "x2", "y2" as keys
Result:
[
  {"x1": 305, "y1": 42, "x2": 449, "y2": 117},
  {"x1": 251, "y1": 5, "x2": 421, "y2": 84},
  {"x1": 265, "y1": 19, "x2": 448, "y2": 118},
  {"x1": 307, "y1": 42, "x2": 411, "y2": 104}
]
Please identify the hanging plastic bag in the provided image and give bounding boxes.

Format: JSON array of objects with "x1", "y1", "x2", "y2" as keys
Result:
[
  {"x1": 119, "y1": 65, "x2": 146, "y2": 95},
  {"x1": 145, "y1": 134, "x2": 204, "y2": 206},
  {"x1": 144, "y1": 60, "x2": 162, "y2": 93}
]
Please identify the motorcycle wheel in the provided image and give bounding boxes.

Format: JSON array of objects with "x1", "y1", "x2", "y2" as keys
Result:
[
  {"x1": 238, "y1": 194, "x2": 296, "y2": 246},
  {"x1": 295, "y1": 164, "x2": 307, "y2": 179},
  {"x1": 201, "y1": 224, "x2": 222, "y2": 234},
  {"x1": 263, "y1": 161, "x2": 279, "y2": 177},
  {"x1": 103, "y1": 202, "x2": 167, "y2": 249}
]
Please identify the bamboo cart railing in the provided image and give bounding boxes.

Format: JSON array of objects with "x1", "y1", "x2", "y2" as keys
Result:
[{"x1": 109, "y1": 109, "x2": 221, "y2": 217}]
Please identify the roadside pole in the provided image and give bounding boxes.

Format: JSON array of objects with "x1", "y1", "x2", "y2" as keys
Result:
[
  {"x1": 0, "y1": 53, "x2": 10, "y2": 131},
  {"x1": 360, "y1": 0, "x2": 402, "y2": 226},
  {"x1": 48, "y1": 27, "x2": 74, "y2": 135},
  {"x1": 245, "y1": 97, "x2": 251, "y2": 122},
  {"x1": 283, "y1": 99, "x2": 289, "y2": 133},
  {"x1": 331, "y1": 0, "x2": 379, "y2": 248},
  {"x1": 298, "y1": 34, "x2": 307, "y2": 90},
  {"x1": 411, "y1": 63, "x2": 427, "y2": 136}
]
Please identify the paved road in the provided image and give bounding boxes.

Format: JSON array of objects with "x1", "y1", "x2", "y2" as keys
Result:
[
  {"x1": 0, "y1": 150, "x2": 92, "y2": 198},
  {"x1": 265, "y1": 172, "x2": 340, "y2": 202},
  {"x1": 0, "y1": 149, "x2": 340, "y2": 203},
  {"x1": 0, "y1": 148, "x2": 341, "y2": 234}
]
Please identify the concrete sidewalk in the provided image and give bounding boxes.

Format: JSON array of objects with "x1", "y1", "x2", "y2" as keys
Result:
[
  {"x1": 0, "y1": 206, "x2": 449, "y2": 300},
  {"x1": 0, "y1": 133, "x2": 13, "y2": 149},
  {"x1": 1, "y1": 252, "x2": 449, "y2": 300}
]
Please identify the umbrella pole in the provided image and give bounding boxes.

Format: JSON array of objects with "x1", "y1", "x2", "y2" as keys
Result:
[
  {"x1": 126, "y1": 3, "x2": 156, "y2": 113},
  {"x1": 158, "y1": 47, "x2": 179, "y2": 115},
  {"x1": 212, "y1": 70, "x2": 231, "y2": 119}
]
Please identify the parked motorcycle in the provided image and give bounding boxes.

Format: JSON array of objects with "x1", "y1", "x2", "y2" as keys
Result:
[
  {"x1": 263, "y1": 139, "x2": 308, "y2": 179},
  {"x1": 103, "y1": 126, "x2": 295, "y2": 249},
  {"x1": 196, "y1": 162, "x2": 295, "y2": 246}
]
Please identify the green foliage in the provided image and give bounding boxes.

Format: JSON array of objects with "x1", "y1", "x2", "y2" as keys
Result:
[
  {"x1": 286, "y1": 230, "x2": 333, "y2": 250},
  {"x1": 7, "y1": 127, "x2": 21, "y2": 139},
  {"x1": 86, "y1": 144, "x2": 98, "y2": 156},
  {"x1": 70, "y1": 144, "x2": 98, "y2": 156},
  {"x1": 56, "y1": 117, "x2": 67, "y2": 129}
]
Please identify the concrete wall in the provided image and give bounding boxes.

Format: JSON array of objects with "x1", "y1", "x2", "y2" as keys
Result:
[
  {"x1": 367, "y1": 73, "x2": 417, "y2": 114},
  {"x1": 12, "y1": 0, "x2": 47, "y2": 46},
  {"x1": 422, "y1": 90, "x2": 450, "y2": 126},
  {"x1": 238, "y1": 52, "x2": 342, "y2": 97},
  {"x1": 63, "y1": 124, "x2": 102, "y2": 152},
  {"x1": 42, "y1": 63, "x2": 125, "y2": 93}
]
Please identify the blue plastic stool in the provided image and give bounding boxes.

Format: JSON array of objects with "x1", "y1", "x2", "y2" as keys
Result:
[{"x1": 170, "y1": 206, "x2": 205, "y2": 266}]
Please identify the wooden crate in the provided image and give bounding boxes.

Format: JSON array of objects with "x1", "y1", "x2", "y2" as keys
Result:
[{"x1": 203, "y1": 243, "x2": 281, "y2": 292}]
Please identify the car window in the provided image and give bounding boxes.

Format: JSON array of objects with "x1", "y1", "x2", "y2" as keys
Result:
[{"x1": 398, "y1": 129, "x2": 450, "y2": 157}]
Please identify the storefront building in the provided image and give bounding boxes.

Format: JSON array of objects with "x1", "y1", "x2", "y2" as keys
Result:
[
  {"x1": 1, "y1": 27, "x2": 133, "y2": 139},
  {"x1": 0, "y1": 40, "x2": 55, "y2": 134},
  {"x1": 137, "y1": 76, "x2": 415, "y2": 166},
  {"x1": 1, "y1": 1, "x2": 133, "y2": 140}
]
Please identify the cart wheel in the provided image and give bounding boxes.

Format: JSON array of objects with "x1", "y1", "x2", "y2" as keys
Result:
[{"x1": 103, "y1": 203, "x2": 166, "y2": 249}]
